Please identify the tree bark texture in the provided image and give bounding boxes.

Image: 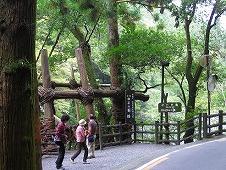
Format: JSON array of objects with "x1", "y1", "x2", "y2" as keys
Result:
[
  {"x1": 107, "y1": 0, "x2": 124, "y2": 124},
  {"x1": 0, "y1": 1, "x2": 41, "y2": 169}
]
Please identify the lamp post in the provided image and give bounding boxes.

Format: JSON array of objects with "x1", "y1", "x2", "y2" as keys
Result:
[
  {"x1": 160, "y1": 62, "x2": 170, "y2": 143},
  {"x1": 200, "y1": 54, "x2": 217, "y2": 133}
]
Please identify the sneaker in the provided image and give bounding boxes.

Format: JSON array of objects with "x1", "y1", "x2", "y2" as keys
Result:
[
  {"x1": 83, "y1": 161, "x2": 90, "y2": 164},
  {"x1": 70, "y1": 158, "x2": 75, "y2": 164}
]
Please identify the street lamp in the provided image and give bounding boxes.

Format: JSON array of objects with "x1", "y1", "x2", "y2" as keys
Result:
[
  {"x1": 200, "y1": 54, "x2": 218, "y2": 132},
  {"x1": 161, "y1": 62, "x2": 170, "y2": 103}
]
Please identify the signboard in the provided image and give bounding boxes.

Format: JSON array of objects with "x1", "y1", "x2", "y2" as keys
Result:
[
  {"x1": 158, "y1": 102, "x2": 182, "y2": 112},
  {"x1": 125, "y1": 90, "x2": 135, "y2": 123}
]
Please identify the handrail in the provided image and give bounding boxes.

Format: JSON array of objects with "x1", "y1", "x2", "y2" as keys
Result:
[{"x1": 98, "y1": 110, "x2": 225, "y2": 149}]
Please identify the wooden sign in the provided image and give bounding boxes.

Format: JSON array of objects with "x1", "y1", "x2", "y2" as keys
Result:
[
  {"x1": 158, "y1": 102, "x2": 182, "y2": 112},
  {"x1": 125, "y1": 90, "x2": 135, "y2": 123}
]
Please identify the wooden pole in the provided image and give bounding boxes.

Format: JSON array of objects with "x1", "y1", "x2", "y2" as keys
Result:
[
  {"x1": 40, "y1": 49, "x2": 57, "y2": 153},
  {"x1": 76, "y1": 48, "x2": 95, "y2": 118},
  {"x1": 51, "y1": 90, "x2": 149, "y2": 101},
  {"x1": 71, "y1": 65, "x2": 81, "y2": 121},
  {"x1": 41, "y1": 49, "x2": 55, "y2": 118}
]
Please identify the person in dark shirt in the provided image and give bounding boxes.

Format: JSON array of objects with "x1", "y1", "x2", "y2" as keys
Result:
[
  {"x1": 55, "y1": 114, "x2": 70, "y2": 169},
  {"x1": 87, "y1": 114, "x2": 97, "y2": 159}
]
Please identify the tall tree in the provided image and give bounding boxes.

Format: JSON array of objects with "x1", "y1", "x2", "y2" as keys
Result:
[
  {"x1": 0, "y1": 0, "x2": 41, "y2": 169},
  {"x1": 121, "y1": 0, "x2": 225, "y2": 143},
  {"x1": 172, "y1": 0, "x2": 226, "y2": 143},
  {"x1": 107, "y1": 0, "x2": 124, "y2": 124}
]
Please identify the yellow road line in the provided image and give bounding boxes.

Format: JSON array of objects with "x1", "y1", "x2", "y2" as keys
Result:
[{"x1": 142, "y1": 157, "x2": 168, "y2": 170}]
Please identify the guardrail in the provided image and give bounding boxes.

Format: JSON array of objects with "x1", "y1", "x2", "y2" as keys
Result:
[{"x1": 98, "y1": 110, "x2": 225, "y2": 149}]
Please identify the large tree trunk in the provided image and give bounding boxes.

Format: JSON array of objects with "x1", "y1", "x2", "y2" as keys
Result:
[
  {"x1": 107, "y1": 0, "x2": 124, "y2": 124},
  {"x1": 183, "y1": 4, "x2": 217, "y2": 143},
  {"x1": 0, "y1": 0, "x2": 41, "y2": 169}
]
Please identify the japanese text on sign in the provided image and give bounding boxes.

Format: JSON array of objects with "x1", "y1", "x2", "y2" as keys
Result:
[
  {"x1": 158, "y1": 102, "x2": 182, "y2": 112},
  {"x1": 125, "y1": 90, "x2": 135, "y2": 123}
]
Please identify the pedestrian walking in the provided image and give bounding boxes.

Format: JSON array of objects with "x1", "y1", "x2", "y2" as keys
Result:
[
  {"x1": 87, "y1": 114, "x2": 97, "y2": 159},
  {"x1": 55, "y1": 114, "x2": 70, "y2": 169},
  {"x1": 70, "y1": 119, "x2": 90, "y2": 164}
]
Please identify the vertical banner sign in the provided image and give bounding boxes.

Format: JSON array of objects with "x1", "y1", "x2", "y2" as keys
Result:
[{"x1": 125, "y1": 90, "x2": 135, "y2": 123}]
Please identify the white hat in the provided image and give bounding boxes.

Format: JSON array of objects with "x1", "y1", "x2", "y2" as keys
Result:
[{"x1": 79, "y1": 119, "x2": 86, "y2": 126}]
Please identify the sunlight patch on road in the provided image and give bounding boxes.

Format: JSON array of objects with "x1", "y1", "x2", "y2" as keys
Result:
[
  {"x1": 135, "y1": 155, "x2": 169, "y2": 170},
  {"x1": 143, "y1": 157, "x2": 168, "y2": 170}
]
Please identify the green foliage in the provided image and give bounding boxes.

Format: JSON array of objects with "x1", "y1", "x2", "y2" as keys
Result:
[
  {"x1": 5, "y1": 59, "x2": 32, "y2": 74},
  {"x1": 118, "y1": 3, "x2": 141, "y2": 30},
  {"x1": 35, "y1": 0, "x2": 226, "y2": 125},
  {"x1": 109, "y1": 29, "x2": 183, "y2": 68}
]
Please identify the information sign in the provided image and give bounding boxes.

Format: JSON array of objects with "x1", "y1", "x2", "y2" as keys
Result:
[
  {"x1": 158, "y1": 102, "x2": 182, "y2": 112},
  {"x1": 125, "y1": 90, "x2": 135, "y2": 123}
]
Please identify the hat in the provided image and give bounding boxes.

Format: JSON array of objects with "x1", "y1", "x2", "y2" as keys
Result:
[{"x1": 79, "y1": 119, "x2": 86, "y2": 126}]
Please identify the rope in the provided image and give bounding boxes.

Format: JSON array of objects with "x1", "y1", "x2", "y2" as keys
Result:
[
  {"x1": 38, "y1": 87, "x2": 55, "y2": 105},
  {"x1": 77, "y1": 86, "x2": 94, "y2": 105}
]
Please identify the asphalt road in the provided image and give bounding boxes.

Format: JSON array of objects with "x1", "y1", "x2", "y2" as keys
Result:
[
  {"x1": 42, "y1": 135, "x2": 226, "y2": 170},
  {"x1": 136, "y1": 136, "x2": 226, "y2": 170}
]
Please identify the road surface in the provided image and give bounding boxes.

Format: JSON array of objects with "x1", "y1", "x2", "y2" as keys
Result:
[{"x1": 136, "y1": 137, "x2": 226, "y2": 170}]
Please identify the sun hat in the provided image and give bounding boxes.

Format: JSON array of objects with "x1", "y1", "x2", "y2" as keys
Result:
[{"x1": 79, "y1": 119, "x2": 86, "y2": 126}]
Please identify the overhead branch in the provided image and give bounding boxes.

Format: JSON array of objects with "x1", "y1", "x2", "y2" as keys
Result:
[
  {"x1": 136, "y1": 69, "x2": 161, "y2": 93},
  {"x1": 211, "y1": 6, "x2": 226, "y2": 28},
  {"x1": 86, "y1": 9, "x2": 103, "y2": 43},
  {"x1": 36, "y1": 32, "x2": 50, "y2": 63},
  {"x1": 49, "y1": 31, "x2": 62, "y2": 58},
  {"x1": 116, "y1": 0, "x2": 166, "y2": 8},
  {"x1": 166, "y1": 68, "x2": 186, "y2": 106}
]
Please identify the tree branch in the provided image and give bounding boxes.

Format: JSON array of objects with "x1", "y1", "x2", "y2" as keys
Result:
[
  {"x1": 49, "y1": 31, "x2": 62, "y2": 58},
  {"x1": 166, "y1": 68, "x2": 186, "y2": 107},
  {"x1": 36, "y1": 32, "x2": 50, "y2": 63},
  {"x1": 136, "y1": 69, "x2": 161, "y2": 93}
]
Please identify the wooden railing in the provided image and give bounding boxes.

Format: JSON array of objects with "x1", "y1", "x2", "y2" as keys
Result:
[
  {"x1": 98, "y1": 110, "x2": 225, "y2": 149},
  {"x1": 98, "y1": 122, "x2": 133, "y2": 150}
]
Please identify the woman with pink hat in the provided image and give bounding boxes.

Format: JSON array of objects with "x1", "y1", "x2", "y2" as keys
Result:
[{"x1": 70, "y1": 119, "x2": 90, "y2": 164}]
